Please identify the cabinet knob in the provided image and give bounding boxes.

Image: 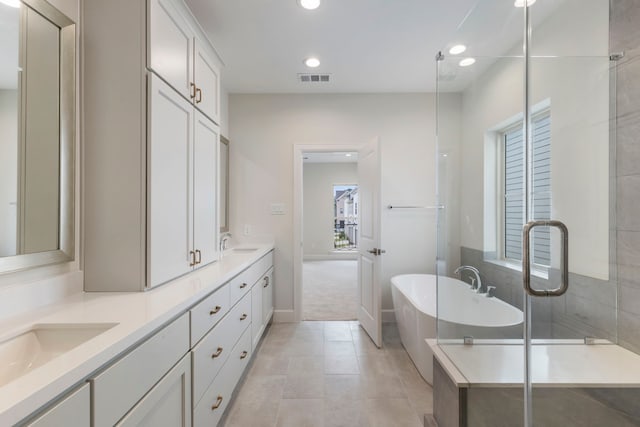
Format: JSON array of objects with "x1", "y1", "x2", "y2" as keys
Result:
[
  {"x1": 240, "y1": 351, "x2": 248, "y2": 359},
  {"x1": 240, "y1": 313, "x2": 248, "y2": 321},
  {"x1": 240, "y1": 282, "x2": 247, "y2": 289},
  {"x1": 210, "y1": 306, "x2": 222, "y2": 316},
  {"x1": 211, "y1": 347, "x2": 223, "y2": 358},
  {"x1": 211, "y1": 395, "x2": 223, "y2": 410}
]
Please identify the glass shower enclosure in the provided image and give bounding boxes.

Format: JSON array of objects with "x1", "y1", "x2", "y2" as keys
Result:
[{"x1": 435, "y1": 0, "x2": 625, "y2": 425}]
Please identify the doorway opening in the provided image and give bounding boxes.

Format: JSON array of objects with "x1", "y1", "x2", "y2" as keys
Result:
[{"x1": 301, "y1": 152, "x2": 358, "y2": 321}]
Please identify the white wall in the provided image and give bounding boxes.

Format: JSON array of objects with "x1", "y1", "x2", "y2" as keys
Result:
[
  {"x1": 303, "y1": 162, "x2": 357, "y2": 259},
  {"x1": 220, "y1": 85, "x2": 229, "y2": 137},
  {"x1": 456, "y1": 0, "x2": 610, "y2": 279},
  {"x1": 0, "y1": 0, "x2": 82, "y2": 321},
  {"x1": 229, "y1": 93, "x2": 460, "y2": 316},
  {"x1": 0, "y1": 90, "x2": 18, "y2": 257}
]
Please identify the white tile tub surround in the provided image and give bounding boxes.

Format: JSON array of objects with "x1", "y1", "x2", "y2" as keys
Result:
[
  {"x1": 391, "y1": 274, "x2": 523, "y2": 384},
  {"x1": 0, "y1": 245, "x2": 273, "y2": 426}
]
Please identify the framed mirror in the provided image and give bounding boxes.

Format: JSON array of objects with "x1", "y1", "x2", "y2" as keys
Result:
[
  {"x1": 0, "y1": 0, "x2": 75, "y2": 274},
  {"x1": 219, "y1": 135, "x2": 229, "y2": 233}
]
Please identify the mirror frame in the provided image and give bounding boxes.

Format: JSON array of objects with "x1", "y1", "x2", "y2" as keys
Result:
[
  {"x1": 219, "y1": 135, "x2": 230, "y2": 233},
  {"x1": 0, "y1": 0, "x2": 75, "y2": 274}
]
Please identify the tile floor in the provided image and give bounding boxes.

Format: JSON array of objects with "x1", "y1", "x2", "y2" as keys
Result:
[{"x1": 222, "y1": 321, "x2": 433, "y2": 427}]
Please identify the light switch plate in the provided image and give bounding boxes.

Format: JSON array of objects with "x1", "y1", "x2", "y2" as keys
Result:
[{"x1": 271, "y1": 203, "x2": 286, "y2": 215}]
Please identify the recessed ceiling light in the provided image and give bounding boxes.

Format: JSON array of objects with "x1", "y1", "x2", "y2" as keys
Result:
[
  {"x1": 304, "y1": 57, "x2": 320, "y2": 68},
  {"x1": 299, "y1": 0, "x2": 320, "y2": 10},
  {"x1": 459, "y1": 58, "x2": 476, "y2": 67},
  {"x1": 514, "y1": 0, "x2": 536, "y2": 7},
  {"x1": 345, "y1": 153, "x2": 352, "y2": 157},
  {"x1": 449, "y1": 45, "x2": 466, "y2": 55},
  {"x1": 0, "y1": 0, "x2": 20, "y2": 7}
]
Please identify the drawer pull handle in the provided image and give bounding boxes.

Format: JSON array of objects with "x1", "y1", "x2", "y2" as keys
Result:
[
  {"x1": 240, "y1": 351, "x2": 248, "y2": 359},
  {"x1": 195, "y1": 249, "x2": 202, "y2": 264},
  {"x1": 210, "y1": 306, "x2": 222, "y2": 315},
  {"x1": 189, "y1": 250, "x2": 196, "y2": 267},
  {"x1": 196, "y1": 87, "x2": 202, "y2": 104},
  {"x1": 211, "y1": 347, "x2": 223, "y2": 358},
  {"x1": 211, "y1": 395, "x2": 223, "y2": 410},
  {"x1": 240, "y1": 313, "x2": 248, "y2": 321},
  {"x1": 240, "y1": 282, "x2": 247, "y2": 289},
  {"x1": 190, "y1": 82, "x2": 196, "y2": 99},
  {"x1": 263, "y1": 276, "x2": 269, "y2": 288}
]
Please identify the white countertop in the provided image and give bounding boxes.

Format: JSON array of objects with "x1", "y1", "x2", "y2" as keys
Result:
[
  {"x1": 0, "y1": 245, "x2": 273, "y2": 426},
  {"x1": 428, "y1": 339, "x2": 640, "y2": 388}
]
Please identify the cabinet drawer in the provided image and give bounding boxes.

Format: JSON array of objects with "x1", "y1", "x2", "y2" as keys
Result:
[
  {"x1": 91, "y1": 314, "x2": 189, "y2": 427},
  {"x1": 193, "y1": 326, "x2": 252, "y2": 427},
  {"x1": 25, "y1": 383, "x2": 90, "y2": 427},
  {"x1": 228, "y1": 251, "x2": 274, "y2": 306},
  {"x1": 190, "y1": 284, "x2": 230, "y2": 346},
  {"x1": 115, "y1": 354, "x2": 191, "y2": 427}
]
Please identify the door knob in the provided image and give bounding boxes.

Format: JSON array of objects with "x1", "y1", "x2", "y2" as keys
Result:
[{"x1": 367, "y1": 248, "x2": 386, "y2": 256}]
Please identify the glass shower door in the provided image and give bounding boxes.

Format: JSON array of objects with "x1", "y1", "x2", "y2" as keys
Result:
[{"x1": 525, "y1": 1, "x2": 619, "y2": 425}]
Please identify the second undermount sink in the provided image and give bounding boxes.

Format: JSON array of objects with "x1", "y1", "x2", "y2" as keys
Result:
[{"x1": 0, "y1": 323, "x2": 117, "y2": 387}]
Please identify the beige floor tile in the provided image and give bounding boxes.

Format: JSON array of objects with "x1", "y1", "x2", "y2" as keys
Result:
[
  {"x1": 250, "y1": 354, "x2": 291, "y2": 376},
  {"x1": 275, "y1": 398, "x2": 325, "y2": 427},
  {"x1": 324, "y1": 375, "x2": 364, "y2": 401},
  {"x1": 362, "y1": 398, "x2": 423, "y2": 427},
  {"x1": 357, "y1": 353, "x2": 396, "y2": 377},
  {"x1": 324, "y1": 327, "x2": 353, "y2": 341},
  {"x1": 287, "y1": 338, "x2": 325, "y2": 356},
  {"x1": 402, "y1": 373, "x2": 434, "y2": 417},
  {"x1": 223, "y1": 375, "x2": 285, "y2": 427},
  {"x1": 362, "y1": 374, "x2": 407, "y2": 399},
  {"x1": 324, "y1": 355, "x2": 360, "y2": 374},
  {"x1": 288, "y1": 356, "x2": 325, "y2": 376},
  {"x1": 283, "y1": 375, "x2": 325, "y2": 399},
  {"x1": 324, "y1": 341, "x2": 357, "y2": 357},
  {"x1": 324, "y1": 398, "x2": 366, "y2": 427}
]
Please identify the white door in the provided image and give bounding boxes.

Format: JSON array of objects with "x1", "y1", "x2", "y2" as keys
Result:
[
  {"x1": 193, "y1": 40, "x2": 220, "y2": 124},
  {"x1": 357, "y1": 139, "x2": 383, "y2": 347},
  {"x1": 148, "y1": 74, "x2": 193, "y2": 288},
  {"x1": 193, "y1": 110, "x2": 219, "y2": 267}
]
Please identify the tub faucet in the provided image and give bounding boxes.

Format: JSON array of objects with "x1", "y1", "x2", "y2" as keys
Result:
[{"x1": 454, "y1": 265, "x2": 482, "y2": 293}]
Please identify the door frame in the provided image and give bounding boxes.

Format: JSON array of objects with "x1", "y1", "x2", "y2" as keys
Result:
[{"x1": 292, "y1": 143, "x2": 367, "y2": 323}]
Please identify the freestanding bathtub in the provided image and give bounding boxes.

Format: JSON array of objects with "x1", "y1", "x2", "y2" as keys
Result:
[{"x1": 391, "y1": 274, "x2": 523, "y2": 384}]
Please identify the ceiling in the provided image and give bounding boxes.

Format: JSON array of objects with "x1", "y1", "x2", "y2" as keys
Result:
[
  {"x1": 185, "y1": 0, "x2": 478, "y2": 93},
  {"x1": 303, "y1": 152, "x2": 358, "y2": 163}
]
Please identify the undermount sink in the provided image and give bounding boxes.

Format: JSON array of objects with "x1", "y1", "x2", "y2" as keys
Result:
[{"x1": 0, "y1": 323, "x2": 117, "y2": 387}]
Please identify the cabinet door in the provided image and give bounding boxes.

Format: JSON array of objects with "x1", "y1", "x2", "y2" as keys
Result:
[
  {"x1": 262, "y1": 267, "x2": 274, "y2": 326},
  {"x1": 26, "y1": 384, "x2": 90, "y2": 427},
  {"x1": 251, "y1": 281, "x2": 263, "y2": 349},
  {"x1": 193, "y1": 110, "x2": 219, "y2": 267},
  {"x1": 148, "y1": 74, "x2": 193, "y2": 288},
  {"x1": 115, "y1": 354, "x2": 191, "y2": 427},
  {"x1": 148, "y1": 0, "x2": 194, "y2": 100},
  {"x1": 193, "y1": 40, "x2": 220, "y2": 124}
]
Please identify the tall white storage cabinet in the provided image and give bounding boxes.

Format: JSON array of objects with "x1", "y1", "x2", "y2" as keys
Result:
[{"x1": 83, "y1": 0, "x2": 222, "y2": 291}]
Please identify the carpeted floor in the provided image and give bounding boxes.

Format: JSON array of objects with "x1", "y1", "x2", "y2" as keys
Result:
[{"x1": 303, "y1": 260, "x2": 357, "y2": 321}]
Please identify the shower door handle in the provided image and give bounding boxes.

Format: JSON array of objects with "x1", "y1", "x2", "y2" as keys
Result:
[{"x1": 522, "y1": 220, "x2": 568, "y2": 297}]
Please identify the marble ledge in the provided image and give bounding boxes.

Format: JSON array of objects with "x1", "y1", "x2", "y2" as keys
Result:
[
  {"x1": 428, "y1": 339, "x2": 640, "y2": 388},
  {"x1": 0, "y1": 244, "x2": 274, "y2": 426}
]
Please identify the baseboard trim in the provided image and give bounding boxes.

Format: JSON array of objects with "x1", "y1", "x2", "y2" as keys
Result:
[
  {"x1": 382, "y1": 309, "x2": 396, "y2": 324},
  {"x1": 303, "y1": 253, "x2": 358, "y2": 261},
  {"x1": 273, "y1": 309, "x2": 296, "y2": 323}
]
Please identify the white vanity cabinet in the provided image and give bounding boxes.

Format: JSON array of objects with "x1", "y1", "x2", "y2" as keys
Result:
[
  {"x1": 90, "y1": 314, "x2": 190, "y2": 427},
  {"x1": 149, "y1": 0, "x2": 220, "y2": 124},
  {"x1": 22, "y1": 384, "x2": 90, "y2": 427},
  {"x1": 263, "y1": 267, "x2": 274, "y2": 326},
  {"x1": 148, "y1": 74, "x2": 219, "y2": 288},
  {"x1": 84, "y1": 0, "x2": 223, "y2": 292}
]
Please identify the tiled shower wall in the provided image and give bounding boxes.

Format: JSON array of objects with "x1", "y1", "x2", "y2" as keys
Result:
[
  {"x1": 612, "y1": 0, "x2": 640, "y2": 354},
  {"x1": 459, "y1": 1, "x2": 640, "y2": 352}
]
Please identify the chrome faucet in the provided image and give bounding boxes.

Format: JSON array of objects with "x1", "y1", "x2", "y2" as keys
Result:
[
  {"x1": 219, "y1": 232, "x2": 232, "y2": 251},
  {"x1": 454, "y1": 265, "x2": 482, "y2": 293}
]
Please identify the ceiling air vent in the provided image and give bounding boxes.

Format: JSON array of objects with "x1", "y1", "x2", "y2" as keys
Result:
[{"x1": 298, "y1": 73, "x2": 331, "y2": 83}]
